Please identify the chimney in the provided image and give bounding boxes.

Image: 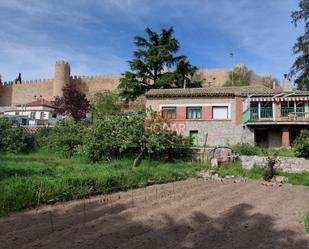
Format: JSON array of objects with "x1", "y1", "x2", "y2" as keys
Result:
[{"x1": 282, "y1": 74, "x2": 292, "y2": 92}]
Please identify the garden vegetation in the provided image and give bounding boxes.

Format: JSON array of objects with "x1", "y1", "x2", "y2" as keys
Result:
[{"x1": 1, "y1": 92, "x2": 309, "y2": 217}]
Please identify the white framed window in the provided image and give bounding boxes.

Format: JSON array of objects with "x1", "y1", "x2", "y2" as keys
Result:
[
  {"x1": 212, "y1": 106, "x2": 228, "y2": 120},
  {"x1": 187, "y1": 107, "x2": 202, "y2": 119},
  {"x1": 161, "y1": 107, "x2": 176, "y2": 119}
]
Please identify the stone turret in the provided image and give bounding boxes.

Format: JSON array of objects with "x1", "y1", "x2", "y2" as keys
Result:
[{"x1": 53, "y1": 61, "x2": 71, "y2": 97}]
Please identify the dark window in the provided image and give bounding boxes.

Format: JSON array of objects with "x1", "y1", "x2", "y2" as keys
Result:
[{"x1": 40, "y1": 112, "x2": 45, "y2": 120}]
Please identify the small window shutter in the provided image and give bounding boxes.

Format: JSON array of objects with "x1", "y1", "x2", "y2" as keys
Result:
[{"x1": 213, "y1": 107, "x2": 228, "y2": 119}]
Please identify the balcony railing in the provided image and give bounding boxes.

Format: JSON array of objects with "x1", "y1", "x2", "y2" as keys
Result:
[
  {"x1": 249, "y1": 107, "x2": 273, "y2": 121},
  {"x1": 281, "y1": 107, "x2": 306, "y2": 116},
  {"x1": 280, "y1": 107, "x2": 309, "y2": 121},
  {"x1": 245, "y1": 107, "x2": 309, "y2": 123}
]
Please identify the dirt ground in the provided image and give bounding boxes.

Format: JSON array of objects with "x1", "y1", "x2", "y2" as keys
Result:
[{"x1": 1, "y1": 178, "x2": 309, "y2": 249}]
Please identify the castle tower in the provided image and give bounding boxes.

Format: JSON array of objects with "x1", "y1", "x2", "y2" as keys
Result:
[{"x1": 53, "y1": 61, "x2": 71, "y2": 97}]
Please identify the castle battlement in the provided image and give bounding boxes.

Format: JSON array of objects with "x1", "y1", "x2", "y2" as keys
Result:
[
  {"x1": 0, "y1": 78, "x2": 53, "y2": 86},
  {"x1": 71, "y1": 74, "x2": 120, "y2": 80},
  {"x1": 55, "y1": 60, "x2": 69, "y2": 65},
  {"x1": 0, "y1": 61, "x2": 120, "y2": 106}
]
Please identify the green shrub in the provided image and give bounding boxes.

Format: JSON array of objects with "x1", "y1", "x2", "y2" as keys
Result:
[
  {"x1": 37, "y1": 120, "x2": 88, "y2": 157},
  {"x1": 231, "y1": 143, "x2": 259, "y2": 155},
  {"x1": 0, "y1": 117, "x2": 36, "y2": 153},
  {"x1": 82, "y1": 111, "x2": 191, "y2": 162},
  {"x1": 293, "y1": 130, "x2": 309, "y2": 157},
  {"x1": 231, "y1": 143, "x2": 295, "y2": 157}
]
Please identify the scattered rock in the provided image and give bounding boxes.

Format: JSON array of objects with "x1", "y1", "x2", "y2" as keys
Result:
[
  {"x1": 273, "y1": 176, "x2": 288, "y2": 184},
  {"x1": 211, "y1": 158, "x2": 218, "y2": 168},
  {"x1": 262, "y1": 182, "x2": 275, "y2": 187},
  {"x1": 212, "y1": 173, "x2": 219, "y2": 180},
  {"x1": 197, "y1": 170, "x2": 213, "y2": 179}
]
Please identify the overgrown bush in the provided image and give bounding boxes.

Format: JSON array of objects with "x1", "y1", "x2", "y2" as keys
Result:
[
  {"x1": 231, "y1": 143, "x2": 259, "y2": 155},
  {"x1": 81, "y1": 112, "x2": 144, "y2": 162},
  {"x1": 37, "y1": 120, "x2": 88, "y2": 157},
  {"x1": 0, "y1": 117, "x2": 36, "y2": 153},
  {"x1": 82, "y1": 111, "x2": 191, "y2": 162},
  {"x1": 293, "y1": 130, "x2": 309, "y2": 157}
]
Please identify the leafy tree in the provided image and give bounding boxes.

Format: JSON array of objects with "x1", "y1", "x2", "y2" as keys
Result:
[
  {"x1": 261, "y1": 76, "x2": 280, "y2": 89},
  {"x1": 91, "y1": 92, "x2": 125, "y2": 119},
  {"x1": 82, "y1": 111, "x2": 190, "y2": 162},
  {"x1": 118, "y1": 27, "x2": 201, "y2": 100},
  {"x1": 224, "y1": 65, "x2": 252, "y2": 87},
  {"x1": 291, "y1": 0, "x2": 309, "y2": 90},
  {"x1": 53, "y1": 81, "x2": 90, "y2": 121},
  {"x1": 37, "y1": 120, "x2": 88, "y2": 158},
  {"x1": 0, "y1": 117, "x2": 36, "y2": 153},
  {"x1": 293, "y1": 129, "x2": 309, "y2": 157},
  {"x1": 173, "y1": 58, "x2": 202, "y2": 88}
]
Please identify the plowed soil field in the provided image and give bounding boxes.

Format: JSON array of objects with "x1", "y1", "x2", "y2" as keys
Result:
[{"x1": 1, "y1": 178, "x2": 309, "y2": 249}]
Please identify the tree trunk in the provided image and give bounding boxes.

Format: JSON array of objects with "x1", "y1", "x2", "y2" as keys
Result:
[{"x1": 132, "y1": 148, "x2": 145, "y2": 168}]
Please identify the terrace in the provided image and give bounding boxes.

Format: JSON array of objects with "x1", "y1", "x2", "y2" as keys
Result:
[{"x1": 243, "y1": 95, "x2": 309, "y2": 124}]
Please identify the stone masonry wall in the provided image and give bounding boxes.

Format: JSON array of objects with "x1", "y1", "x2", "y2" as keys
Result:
[
  {"x1": 146, "y1": 96, "x2": 254, "y2": 146},
  {"x1": 0, "y1": 76, "x2": 120, "y2": 106},
  {"x1": 240, "y1": 155, "x2": 309, "y2": 173},
  {"x1": 73, "y1": 75, "x2": 120, "y2": 96},
  {"x1": 0, "y1": 80, "x2": 54, "y2": 106}
]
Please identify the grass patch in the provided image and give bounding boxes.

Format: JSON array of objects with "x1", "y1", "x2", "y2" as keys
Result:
[
  {"x1": 305, "y1": 213, "x2": 309, "y2": 233},
  {"x1": 216, "y1": 162, "x2": 309, "y2": 186},
  {"x1": 231, "y1": 143, "x2": 296, "y2": 157},
  {"x1": 0, "y1": 152, "x2": 209, "y2": 217},
  {"x1": 217, "y1": 163, "x2": 263, "y2": 180},
  {"x1": 279, "y1": 172, "x2": 309, "y2": 186}
]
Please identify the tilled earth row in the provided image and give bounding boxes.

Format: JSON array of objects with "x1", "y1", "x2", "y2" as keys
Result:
[{"x1": 0, "y1": 178, "x2": 309, "y2": 249}]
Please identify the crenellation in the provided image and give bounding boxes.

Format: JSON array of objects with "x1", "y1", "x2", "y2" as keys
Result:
[{"x1": 0, "y1": 61, "x2": 120, "y2": 106}]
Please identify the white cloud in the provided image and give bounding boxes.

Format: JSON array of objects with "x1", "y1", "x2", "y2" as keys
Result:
[{"x1": 0, "y1": 0, "x2": 303, "y2": 81}]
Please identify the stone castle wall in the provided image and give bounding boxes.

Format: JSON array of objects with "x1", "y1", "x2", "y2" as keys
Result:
[
  {"x1": 0, "y1": 61, "x2": 120, "y2": 106},
  {"x1": 0, "y1": 79, "x2": 54, "y2": 106},
  {"x1": 0, "y1": 61, "x2": 267, "y2": 107},
  {"x1": 0, "y1": 76, "x2": 120, "y2": 106},
  {"x1": 73, "y1": 75, "x2": 120, "y2": 96}
]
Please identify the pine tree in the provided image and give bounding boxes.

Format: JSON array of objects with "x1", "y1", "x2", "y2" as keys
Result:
[
  {"x1": 118, "y1": 27, "x2": 201, "y2": 100},
  {"x1": 291, "y1": 0, "x2": 309, "y2": 90}
]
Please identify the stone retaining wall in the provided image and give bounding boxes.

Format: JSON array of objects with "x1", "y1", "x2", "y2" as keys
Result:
[{"x1": 240, "y1": 155, "x2": 309, "y2": 173}]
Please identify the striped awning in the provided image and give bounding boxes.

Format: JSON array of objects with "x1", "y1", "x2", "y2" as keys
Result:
[{"x1": 250, "y1": 97, "x2": 309, "y2": 102}]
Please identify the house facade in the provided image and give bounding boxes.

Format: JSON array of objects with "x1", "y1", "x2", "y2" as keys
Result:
[
  {"x1": 145, "y1": 85, "x2": 309, "y2": 148},
  {"x1": 3, "y1": 99, "x2": 58, "y2": 127}
]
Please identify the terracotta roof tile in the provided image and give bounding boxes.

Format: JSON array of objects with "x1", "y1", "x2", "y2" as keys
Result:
[{"x1": 145, "y1": 86, "x2": 279, "y2": 98}]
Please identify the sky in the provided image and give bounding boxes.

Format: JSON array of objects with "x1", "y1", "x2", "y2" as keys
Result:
[{"x1": 0, "y1": 0, "x2": 303, "y2": 82}]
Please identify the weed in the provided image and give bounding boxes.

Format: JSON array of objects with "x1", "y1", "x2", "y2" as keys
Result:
[{"x1": 0, "y1": 152, "x2": 209, "y2": 216}]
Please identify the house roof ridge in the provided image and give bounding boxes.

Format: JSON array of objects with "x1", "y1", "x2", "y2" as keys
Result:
[{"x1": 145, "y1": 85, "x2": 278, "y2": 98}]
